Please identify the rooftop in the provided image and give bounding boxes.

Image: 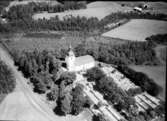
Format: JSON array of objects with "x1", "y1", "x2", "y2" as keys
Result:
[{"x1": 75, "y1": 55, "x2": 95, "y2": 66}]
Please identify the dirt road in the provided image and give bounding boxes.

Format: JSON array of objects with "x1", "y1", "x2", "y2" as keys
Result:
[{"x1": 0, "y1": 47, "x2": 91, "y2": 121}]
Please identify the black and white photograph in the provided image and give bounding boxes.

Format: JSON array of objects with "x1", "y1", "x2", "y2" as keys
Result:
[{"x1": 0, "y1": 0, "x2": 166, "y2": 121}]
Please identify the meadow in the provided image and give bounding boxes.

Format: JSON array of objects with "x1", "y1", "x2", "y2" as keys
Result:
[
  {"x1": 102, "y1": 19, "x2": 167, "y2": 41},
  {"x1": 3, "y1": 32, "x2": 126, "y2": 52}
]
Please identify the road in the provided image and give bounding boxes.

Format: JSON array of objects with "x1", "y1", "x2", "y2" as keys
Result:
[{"x1": 0, "y1": 47, "x2": 91, "y2": 121}]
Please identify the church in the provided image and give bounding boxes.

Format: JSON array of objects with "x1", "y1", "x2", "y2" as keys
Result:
[{"x1": 65, "y1": 46, "x2": 95, "y2": 72}]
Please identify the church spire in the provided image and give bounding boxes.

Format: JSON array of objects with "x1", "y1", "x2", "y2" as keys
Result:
[{"x1": 68, "y1": 43, "x2": 75, "y2": 57}]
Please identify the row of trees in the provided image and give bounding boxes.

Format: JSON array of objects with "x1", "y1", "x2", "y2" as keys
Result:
[
  {"x1": 74, "y1": 40, "x2": 159, "y2": 66},
  {"x1": 0, "y1": 60, "x2": 16, "y2": 94},
  {"x1": 32, "y1": 1, "x2": 86, "y2": 13},
  {"x1": 100, "y1": 12, "x2": 167, "y2": 26}
]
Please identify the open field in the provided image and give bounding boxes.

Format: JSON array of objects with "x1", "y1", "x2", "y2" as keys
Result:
[
  {"x1": 33, "y1": 2, "x2": 132, "y2": 20},
  {"x1": 1, "y1": 32, "x2": 126, "y2": 52},
  {"x1": 102, "y1": 19, "x2": 167, "y2": 41},
  {"x1": 129, "y1": 65, "x2": 166, "y2": 101}
]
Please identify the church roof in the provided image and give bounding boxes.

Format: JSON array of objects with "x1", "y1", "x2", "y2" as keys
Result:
[{"x1": 75, "y1": 55, "x2": 95, "y2": 66}]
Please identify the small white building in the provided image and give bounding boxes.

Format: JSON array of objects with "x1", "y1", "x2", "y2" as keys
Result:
[
  {"x1": 65, "y1": 46, "x2": 95, "y2": 72},
  {"x1": 133, "y1": 7, "x2": 143, "y2": 12}
]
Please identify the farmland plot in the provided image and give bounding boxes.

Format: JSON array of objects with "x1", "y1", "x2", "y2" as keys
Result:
[{"x1": 102, "y1": 19, "x2": 167, "y2": 41}]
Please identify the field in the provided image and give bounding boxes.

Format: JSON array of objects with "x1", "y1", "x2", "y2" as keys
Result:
[
  {"x1": 102, "y1": 19, "x2": 167, "y2": 41},
  {"x1": 129, "y1": 65, "x2": 166, "y2": 101},
  {"x1": 2, "y1": 32, "x2": 126, "y2": 52},
  {"x1": 33, "y1": 2, "x2": 132, "y2": 20}
]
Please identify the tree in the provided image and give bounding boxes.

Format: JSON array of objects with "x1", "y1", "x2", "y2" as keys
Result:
[
  {"x1": 30, "y1": 76, "x2": 47, "y2": 94},
  {"x1": 60, "y1": 93, "x2": 73, "y2": 115},
  {"x1": 46, "y1": 84, "x2": 59, "y2": 101},
  {"x1": 84, "y1": 67, "x2": 105, "y2": 82},
  {"x1": 59, "y1": 72, "x2": 76, "y2": 85},
  {"x1": 92, "y1": 114, "x2": 106, "y2": 121},
  {"x1": 71, "y1": 84, "x2": 86, "y2": 115}
]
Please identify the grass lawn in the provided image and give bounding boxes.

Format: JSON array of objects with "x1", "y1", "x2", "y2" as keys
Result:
[
  {"x1": 102, "y1": 19, "x2": 167, "y2": 41},
  {"x1": 129, "y1": 65, "x2": 166, "y2": 101}
]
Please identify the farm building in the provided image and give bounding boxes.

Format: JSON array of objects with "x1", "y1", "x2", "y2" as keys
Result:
[
  {"x1": 65, "y1": 45, "x2": 95, "y2": 72},
  {"x1": 133, "y1": 6, "x2": 143, "y2": 12}
]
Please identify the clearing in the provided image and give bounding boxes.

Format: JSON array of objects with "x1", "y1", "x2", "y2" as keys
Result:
[
  {"x1": 102, "y1": 19, "x2": 167, "y2": 41},
  {"x1": 129, "y1": 65, "x2": 166, "y2": 101}
]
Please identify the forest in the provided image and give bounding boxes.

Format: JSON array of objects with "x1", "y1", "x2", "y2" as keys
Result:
[{"x1": 74, "y1": 40, "x2": 159, "y2": 66}]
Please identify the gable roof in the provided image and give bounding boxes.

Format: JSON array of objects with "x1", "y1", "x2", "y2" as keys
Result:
[{"x1": 75, "y1": 55, "x2": 95, "y2": 66}]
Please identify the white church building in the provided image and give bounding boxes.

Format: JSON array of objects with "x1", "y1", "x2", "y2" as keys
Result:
[{"x1": 65, "y1": 46, "x2": 95, "y2": 72}]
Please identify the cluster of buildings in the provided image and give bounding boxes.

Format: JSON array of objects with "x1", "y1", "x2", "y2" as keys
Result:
[{"x1": 134, "y1": 92, "x2": 161, "y2": 112}]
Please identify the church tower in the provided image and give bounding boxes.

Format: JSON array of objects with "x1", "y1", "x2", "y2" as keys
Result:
[{"x1": 65, "y1": 45, "x2": 76, "y2": 71}]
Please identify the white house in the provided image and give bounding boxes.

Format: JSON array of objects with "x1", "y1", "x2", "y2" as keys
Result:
[{"x1": 65, "y1": 46, "x2": 95, "y2": 72}]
